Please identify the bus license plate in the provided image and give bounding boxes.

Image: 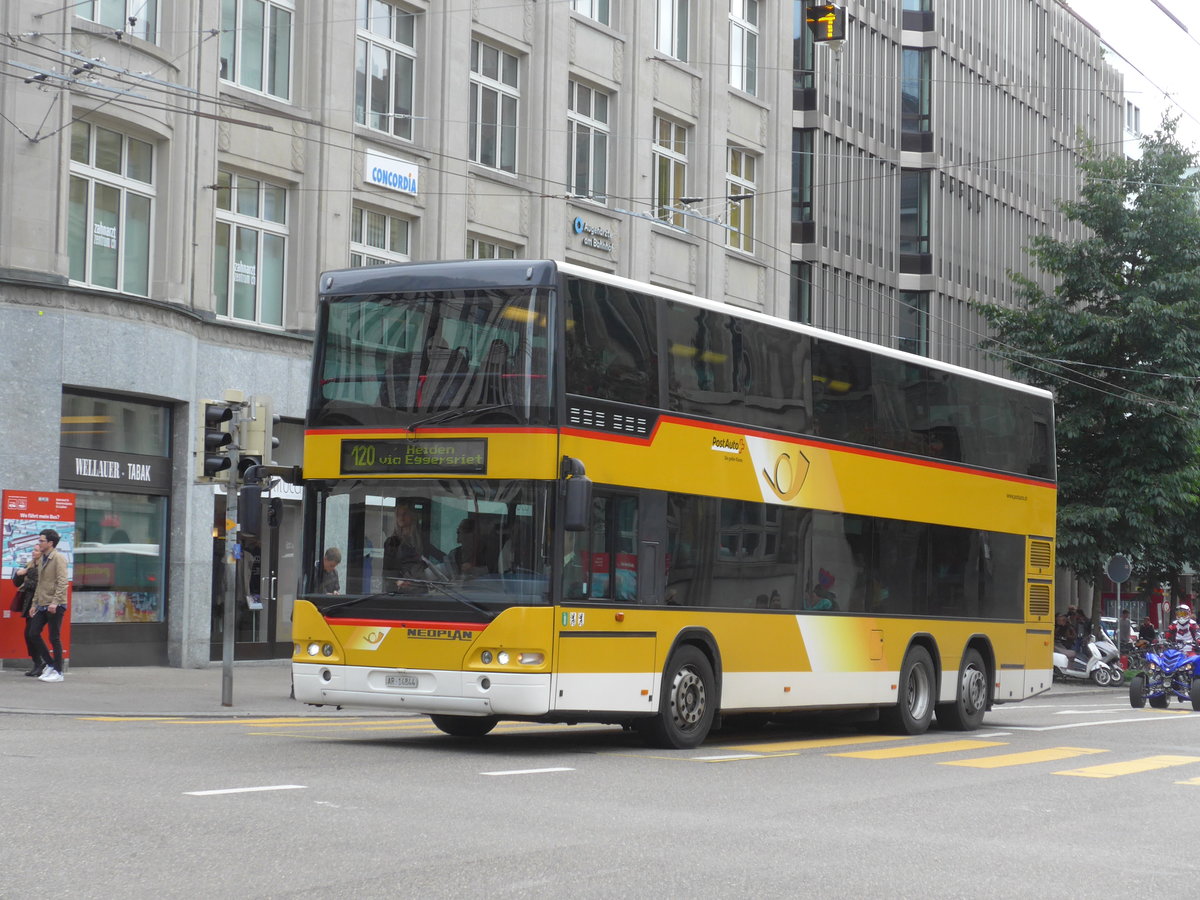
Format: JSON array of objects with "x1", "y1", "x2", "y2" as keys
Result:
[{"x1": 385, "y1": 673, "x2": 419, "y2": 689}]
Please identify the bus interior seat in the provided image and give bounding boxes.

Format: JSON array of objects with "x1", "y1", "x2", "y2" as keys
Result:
[{"x1": 378, "y1": 352, "x2": 419, "y2": 409}]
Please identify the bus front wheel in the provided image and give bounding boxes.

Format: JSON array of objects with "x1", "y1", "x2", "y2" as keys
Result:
[
  {"x1": 430, "y1": 714, "x2": 499, "y2": 738},
  {"x1": 640, "y1": 646, "x2": 716, "y2": 749},
  {"x1": 881, "y1": 646, "x2": 935, "y2": 735},
  {"x1": 935, "y1": 648, "x2": 988, "y2": 731}
]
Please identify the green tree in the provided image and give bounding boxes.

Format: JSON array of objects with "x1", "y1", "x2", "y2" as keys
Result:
[{"x1": 978, "y1": 120, "x2": 1200, "y2": 588}]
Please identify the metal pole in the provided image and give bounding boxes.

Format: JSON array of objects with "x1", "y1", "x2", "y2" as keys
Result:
[{"x1": 221, "y1": 405, "x2": 241, "y2": 707}]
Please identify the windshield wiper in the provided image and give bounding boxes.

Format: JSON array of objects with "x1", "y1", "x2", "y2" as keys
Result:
[
  {"x1": 320, "y1": 579, "x2": 495, "y2": 621},
  {"x1": 408, "y1": 404, "x2": 510, "y2": 431},
  {"x1": 396, "y1": 578, "x2": 496, "y2": 621}
]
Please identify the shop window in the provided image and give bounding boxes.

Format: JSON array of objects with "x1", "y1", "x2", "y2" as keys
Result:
[{"x1": 59, "y1": 391, "x2": 171, "y2": 626}]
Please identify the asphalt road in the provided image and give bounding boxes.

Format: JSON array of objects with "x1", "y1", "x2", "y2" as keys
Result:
[{"x1": 3, "y1": 681, "x2": 1191, "y2": 899}]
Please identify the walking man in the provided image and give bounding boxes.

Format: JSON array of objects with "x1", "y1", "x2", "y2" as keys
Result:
[{"x1": 30, "y1": 528, "x2": 69, "y2": 682}]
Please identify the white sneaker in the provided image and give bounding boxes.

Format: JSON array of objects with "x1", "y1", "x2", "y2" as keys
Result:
[{"x1": 39, "y1": 669, "x2": 63, "y2": 682}]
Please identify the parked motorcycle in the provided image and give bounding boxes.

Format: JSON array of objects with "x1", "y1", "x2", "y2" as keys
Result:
[
  {"x1": 1128, "y1": 642, "x2": 1200, "y2": 710},
  {"x1": 1054, "y1": 638, "x2": 1121, "y2": 686}
]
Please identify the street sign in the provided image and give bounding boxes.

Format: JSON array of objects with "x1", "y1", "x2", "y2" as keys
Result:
[{"x1": 1106, "y1": 554, "x2": 1132, "y2": 584}]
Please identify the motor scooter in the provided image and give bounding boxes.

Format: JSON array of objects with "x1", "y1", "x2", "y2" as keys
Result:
[
  {"x1": 1093, "y1": 631, "x2": 1122, "y2": 676},
  {"x1": 1053, "y1": 637, "x2": 1120, "y2": 686}
]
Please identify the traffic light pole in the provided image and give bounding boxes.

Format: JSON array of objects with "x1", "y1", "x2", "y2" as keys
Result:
[{"x1": 221, "y1": 402, "x2": 242, "y2": 708}]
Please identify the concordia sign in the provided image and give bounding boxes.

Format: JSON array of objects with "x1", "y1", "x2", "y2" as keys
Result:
[{"x1": 364, "y1": 149, "x2": 419, "y2": 196}]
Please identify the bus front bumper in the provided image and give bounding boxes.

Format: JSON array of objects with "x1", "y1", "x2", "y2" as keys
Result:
[{"x1": 292, "y1": 662, "x2": 551, "y2": 716}]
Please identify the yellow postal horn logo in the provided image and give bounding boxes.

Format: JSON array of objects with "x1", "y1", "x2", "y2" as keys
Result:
[{"x1": 762, "y1": 450, "x2": 810, "y2": 501}]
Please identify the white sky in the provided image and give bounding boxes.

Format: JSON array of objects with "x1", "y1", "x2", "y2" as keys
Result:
[{"x1": 1066, "y1": 0, "x2": 1200, "y2": 151}]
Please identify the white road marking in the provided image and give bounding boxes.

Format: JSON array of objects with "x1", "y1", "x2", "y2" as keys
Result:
[
  {"x1": 184, "y1": 784, "x2": 307, "y2": 796},
  {"x1": 1006, "y1": 715, "x2": 1196, "y2": 732},
  {"x1": 480, "y1": 767, "x2": 574, "y2": 776},
  {"x1": 694, "y1": 754, "x2": 764, "y2": 761}
]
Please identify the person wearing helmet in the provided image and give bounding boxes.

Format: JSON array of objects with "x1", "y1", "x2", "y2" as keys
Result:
[{"x1": 1165, "y1": 603, "x2": 1200, "y2": 653}]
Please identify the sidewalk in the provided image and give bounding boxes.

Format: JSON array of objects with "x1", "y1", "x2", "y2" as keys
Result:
[{"x1": 0, "y1": 659, "x2": 391, "y2": 718}]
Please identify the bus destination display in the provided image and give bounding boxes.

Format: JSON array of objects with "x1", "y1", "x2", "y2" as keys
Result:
[{"x1": 340, "y1": 438, "x2": 487, "y2": 474}]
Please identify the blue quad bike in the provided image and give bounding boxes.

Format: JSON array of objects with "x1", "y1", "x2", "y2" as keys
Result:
[{"x1": 1129, "y1": 643, "x2": 1200, "y2": 711}]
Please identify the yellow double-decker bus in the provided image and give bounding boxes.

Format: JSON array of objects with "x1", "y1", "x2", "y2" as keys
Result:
[{"x1": 292, "y1": 259, "x2": 1056, "y2": 748}]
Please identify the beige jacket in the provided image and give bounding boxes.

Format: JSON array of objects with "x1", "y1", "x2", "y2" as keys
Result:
[{"x1": 31, "y1": 546, "x2": 68, "y2": 609}]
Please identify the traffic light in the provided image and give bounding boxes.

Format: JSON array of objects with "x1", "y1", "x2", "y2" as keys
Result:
[
  {"x1": 238, "y1": 397, "x2": 280, "y2": 484},
  {"x1": 805, "y1": 4, "x2": 846, "y2": 42},
  {"x1": 198, "y1": 400, "x2": 234, "y2": 481},
  {"x1": 241, "y1": 399, "x2": 280, "y2": 464}
]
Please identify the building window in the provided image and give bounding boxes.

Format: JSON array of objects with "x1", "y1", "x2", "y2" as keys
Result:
[
  {"x1": 219, "y1": 0, "x2": 293, "y2": 100},
  {"x1": 68, "y1": 121, "x2": 154, "y2": 296},
  {"x1": 1125, "y1": 100, "x2": 1141, "y2": 136},
  {"x1": 901, "y1": 48, "x2": 931, "y2": 134},
  {"x1": 355, "y1": 0, "x2": 416, "y2": 140},
  {"x1": 656, "y1": 0, "x2": 690, "y2": 62},
  {"x1": 726, "y1": 147, "x2": 756, "y2": 252},
  {"x1": 898, "y1": 291, "x2": 929, "y2": 356},
  {"x1": 729, "y1": 0, "x2": 758, "y2": 95},
  {"x1": 469, "y1": 39, "x2": 519, "y2": 173},
  {"x1": 791, "y1": 128, "x2": 813, "y2": 224},
  {"x1": 900, "y1": 169, "x2": 930, "y2": 254},
  {"x1": 790, "y1": 261, "x2": 812, "y2": 324},
  {"x1": 792, "y1": 1, "x2": 814, "y2": 92},
  {"x1": 653, "y1": 116, "x2": 688, "y2": 227},
  {"x1": 567, "y1": 81, "x2": 610, "y2": 201},
  {"x1": 467, "y1": 238, "x2": 517, "y2": 259},
  {"x1": 350, "y1": 205, "x2": 410, "y2": 267},
  {"x1": 214, "y1": 170, "x2": 287, "y2": 327},
  {"x1": 77, "y1": 0, "x2": 157, "y2": 42},
  {"x1": 571, "y1": 0, "x2": 610, "y2": 25}
]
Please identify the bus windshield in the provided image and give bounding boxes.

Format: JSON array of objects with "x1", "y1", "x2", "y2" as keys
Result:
[
  {"x1": 306, "y1": 479, "x2": 553, "y2": 620},
  {"x1": 310, "y1": 286, "x2": 552, "y2": 429}
]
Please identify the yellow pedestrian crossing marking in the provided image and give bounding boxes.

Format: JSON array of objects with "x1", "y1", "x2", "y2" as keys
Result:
[
  {"x1": 1055, "y1": 755, "x2": 1200, "y2": 779},
  {"x1": 942, "y1": 747, "x2": 1108, "y2": 768},
  {"x1": 723, "y1": 735, "x2": 910, "y2": 753},
  {"x1": 833, "y1": 739, "x2": 1006, "y2": 759}
]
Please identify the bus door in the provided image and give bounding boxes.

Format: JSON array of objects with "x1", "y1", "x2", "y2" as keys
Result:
[{"x1": 553, "y1": 491, "x2": 662, "y2": 714}]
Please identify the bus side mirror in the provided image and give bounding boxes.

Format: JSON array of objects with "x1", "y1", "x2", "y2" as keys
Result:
[{"x1": 561, "y1": 456, "x2": 592, "y2": 532}]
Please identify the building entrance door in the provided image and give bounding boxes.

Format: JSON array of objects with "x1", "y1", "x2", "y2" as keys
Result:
[{"x1": 209, "y1": 491, "x2": 296, "y2": 660}]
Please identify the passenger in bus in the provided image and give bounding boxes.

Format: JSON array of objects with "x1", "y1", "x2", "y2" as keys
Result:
[
  {"x1": 448, "y1": 518, "x2": 490, "y2": 579},
  {"x1": 563, "y1": 532, "x2": 586, "y2": 599},
  {"x1": 314, "y1": 547, "x2": 342, "y2": 594},
  {"x1": 805, "y1": 568, "x2": 837, "y2": 611},
  {"x1": 383, "y1": 501, "x2": 444, "y2": 586}
]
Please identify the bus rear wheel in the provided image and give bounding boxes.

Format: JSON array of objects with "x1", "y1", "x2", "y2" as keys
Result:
[
  {"x1": 430, "y1": 714, "x2": 499, "y2": 738},
  {"x1": 641, "y1": 646, "x2": 716, "y2": 749},
  {"x1": 881, "y1": 646, "x2": 935, "y2": 735},
  {"x1": 935, "y1": 648, "x2": 988, "y2": 731}
]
